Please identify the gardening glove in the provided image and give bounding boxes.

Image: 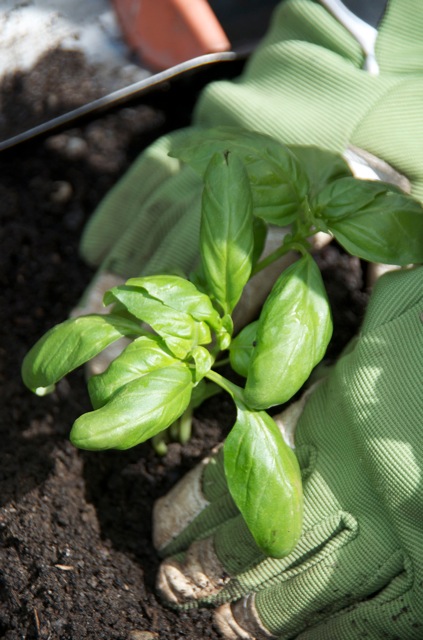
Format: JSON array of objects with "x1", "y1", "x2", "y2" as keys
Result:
[
  {"x1": 76, "y1": 0, "x2": 423, "y2": 314},
  {"x1": 152, "y1": 264, "x2": 423, "y2": 639}
]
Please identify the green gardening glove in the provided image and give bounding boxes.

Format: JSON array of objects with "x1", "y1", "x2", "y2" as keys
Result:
[
  {"x1": 77, "y1": 0, "x2": 423, "y2": 307},
  {"x1": 152, "y1": 265, "x2": 423, "y2": 639}
]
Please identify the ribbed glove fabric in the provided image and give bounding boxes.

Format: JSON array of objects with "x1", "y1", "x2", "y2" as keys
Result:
[
  {"x1": 153, "y1": 266, "x2": 423, "y2": 639},
  {"x1": 79, "y1": 0, "x2": 423, "y2": 283}
]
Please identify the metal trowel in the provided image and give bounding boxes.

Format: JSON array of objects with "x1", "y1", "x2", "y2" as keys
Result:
[
  {"x1": 0, "y1": 0, "x2": 279, "y2": 153},
  {"x1": 0, "y1": 0, "x2": 388, "y2": 153}
]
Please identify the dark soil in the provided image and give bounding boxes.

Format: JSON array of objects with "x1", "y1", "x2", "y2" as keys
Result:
[{"x1": 0, "y1": 49, "x2": 368, "y2": 640}]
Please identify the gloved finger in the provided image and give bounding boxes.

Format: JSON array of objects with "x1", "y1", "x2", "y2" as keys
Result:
[
  {"x1": 375, "y1": 0, "x2": 423, "y2": 74},
  {"x1": 153, "y1": 447, "x2": 238, "y2": 558},
  {"x1": 79, "y1": 128, "x2": 203, "y2": 275},
  {"x1": 155, "y1": 461, "x2": 399, "y2": 621},
  {"x1": 351, "y1": 81, "x2": 423, "y2": 202},
  {"x1": 194, "y1": 0, "x2": 423, "y2": 199}
]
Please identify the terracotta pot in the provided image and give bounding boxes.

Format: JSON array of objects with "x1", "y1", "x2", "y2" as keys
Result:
[{"x1": 111, "y1": 0, "x2": 230, "y2": 70}]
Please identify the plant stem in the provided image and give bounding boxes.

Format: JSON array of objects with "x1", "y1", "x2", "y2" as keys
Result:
[
  {"x1": 213, "y1": 357, "x2": 230, "y2": 368},
  {"x1": 178, "y1": 407, "x2": 193, "y2": 444},
  {"x1": 206, "y1": 369, "x2": 245, "y2": 403},
  {"x1": 251, "y1": 240, "x2": 309, "y2": 276}
]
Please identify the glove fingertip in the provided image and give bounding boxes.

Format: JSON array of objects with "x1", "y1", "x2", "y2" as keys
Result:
[{"x1": 153, "y1": 460, "x2": 210, "y2": 552}]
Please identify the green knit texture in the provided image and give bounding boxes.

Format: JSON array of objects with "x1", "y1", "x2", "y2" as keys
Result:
[
  {"x1": 159, "y1": 267, "x2": 423, "y2": 639},
  {"x1": 80, "y1": 0, "x2": 423, "y2": 280}
]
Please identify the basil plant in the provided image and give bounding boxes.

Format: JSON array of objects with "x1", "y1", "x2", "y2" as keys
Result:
[{"x1": 22, "y1": 128, "x2": 423, "y2": 558}]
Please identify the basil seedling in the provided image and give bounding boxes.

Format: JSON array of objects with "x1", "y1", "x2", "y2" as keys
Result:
[{"x1": 22, "y1": 127, "x2": 423, "y2": 558}]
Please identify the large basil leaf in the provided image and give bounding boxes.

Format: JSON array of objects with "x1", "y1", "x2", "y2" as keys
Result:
[
  {"x1": 71, "y1": 363, "x2": 193, "y2": 450},
  {"x1": 224, "y1": 405, "x2": 303, "y2": 557},
  {"x1": 201, "y1": 151, "x2": 254, "y2": 314},
  {"x1": 313, "y1": 177, "x2": 423, "y2": 264},
  {"x1": 245, "y1": 255, "x2": 332, "y2": 409},
  {"x1": 229, "y1": 320, "x2": 258, "y2": 378},
  {"x1": 170, "y1": 126, "x2": 308, "y2": 226},
  {"x1": 125, "y1": 275, "x2": 222, "y2": 332},
  {"x1": 104, "y1": 285, "x2": 211, "y2": 358},
  {"x1": 88, "y1": 335, "x2": 177, "y2": 409},
  {"x1": 21, "y1": 314, "x2": 142, "y2": 395}
]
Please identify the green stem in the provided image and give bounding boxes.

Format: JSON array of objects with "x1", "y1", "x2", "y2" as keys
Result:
[
  {"x1": 213, "y1": 357, "x2": 230, "y2": 368},
  {"x1": 206, "y1": 369, "x2": 245, "y2": 403},
  {"x1": 251, "y1": 240, "x2": 309, "y2": 276},
  {"x1": 178, "y1": 407, "x2": 193, "y2": 444},
  {"x1": 152, "y1": 431, "x2": 168, "y2": 456}
]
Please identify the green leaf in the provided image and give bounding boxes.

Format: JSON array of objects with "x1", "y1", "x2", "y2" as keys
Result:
[
  {"x1": 216, "y1": 314, "x2": 234, "y2": 351},
  {"x1": 125, "y1": 275, "x2": 222, "y2": 332},
  {"x1": 70, "y1": 363, "x2": 193, "y2": 450},
  {"x1": 201, "y1": 151, "x2": 254, "y2": 314},
  {"x1": 229, "y1": 321, "x2": 258, "y2": 378},
  {"x1": 313, "y1": 177, "x2": 393, "y2": 221},
  {"x1": 88, "y1": 335, "x2": 177, "y2": 409},
  {"x1": 190, "y1": 379, "x2": 221, "y2": 408},
  {"x1": 289, "y1": 146, "x2": 352, "y2": 199},
  {"x1": 252, "y1": 217, "x2": 268, "y2": 266},
  {"x1": 314, "y1": 177, "x2": 423, "y2": 265},
  {"x1": 224, "y1": 405, "x2": 303, "y2": 557},
  {"x1": 104, "y1": 285, "x2": 211, "y2": 358},
  {"x1": 190, "y1": 346, "x2": 213, "y2": 383},
  {"x1": 245, "y1": 255, "x2": 332, "y2": 409},
  {"x1": 21, "y1": 314, "x2": 142, "y2": 395},
  {"x1": 170, "y1": 127, "x2": 308, "y2": 226}
]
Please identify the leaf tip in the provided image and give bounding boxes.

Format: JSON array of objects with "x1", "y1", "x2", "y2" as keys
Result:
[{"x1": 34, "y1": 384, "x2": 56, "y2": 396}]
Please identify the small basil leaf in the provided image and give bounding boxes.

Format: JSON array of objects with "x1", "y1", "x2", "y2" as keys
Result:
[
  {"x1": 170, "y1": 127, "x2": 308, "y2": 226},
  {"x1": 88, "y1": 335, "x2": 177, "y2": 409},
  {"x1": 245, "y1": 255, "x2": 332, "y2": 409},
  {"x1": 190, "y1": 346, "x2": 213, "y2": 383},
  {"x1": 201, "y1": 151, "x2": 254, "y2": 314},
  {"x1": 224, "y1": 405, "x2": 303, "y2": 557},
  {"x1": 252, "y1": 217, "x2": 268, "y2": 266},
  {"x1": 70, "y1": 363, "x2": 193, "y2": 450},
  {"x1": 125, "y1": 275, "x2": 222, "y2": 332},
  {"x1": 229, "y1": 321, "x2": 258, "y2": 378},
  {"x1": 289, "y1": 146, "x2": 352, "y2": 199},
  {"x1": 22, "y1": 314, "x2": 142, "y2": 395},
  {"x1": 314, "y1": 178, "x2": 423, "y2": 265},
  {"x1": 104, "y1": 286, "x2": 211, "y2": 358},
  {"x1": 216, "y1": 314, "x2": 234, "y2": 351},
  {"x1": 313, "y1": 177, "x2": 394, "y2": 222}
]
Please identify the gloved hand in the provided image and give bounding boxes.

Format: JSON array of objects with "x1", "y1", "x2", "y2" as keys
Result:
[
  {"x1": 76, "y1": 0, "x2": 423, "y2": 313},
  {"x1": 152, "y1": 265, "x2": 423, "y2": 639}
]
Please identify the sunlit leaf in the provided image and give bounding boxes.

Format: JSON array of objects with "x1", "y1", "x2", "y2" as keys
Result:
[
  {"x1": 125, "y1": 275, "x2": 222, "y2": 332},
  {"x1": 245, "y1": 255, "x2": 332, "y2": 409},
  {"x1": 71, "y1": 363, "x2": 193, "y2": 450},
  {"x1": 21, "y1": 314, "x2": 142, "y2": 395},
  {"x1": 224, "y1": 405, "x2": 303, "y2": 557},
  {"x1": 313, "y1": 177, "x2": 423, "y2": 264},
  {"x1": 88, "y1": 334, "x2": 177, "y2": 408},
  {"x1": 200, "y1": 151, "x2": 254, "y2": 314},
  {"x1": 104, "y1": 285, "x2": 211, "y2": 358}
]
